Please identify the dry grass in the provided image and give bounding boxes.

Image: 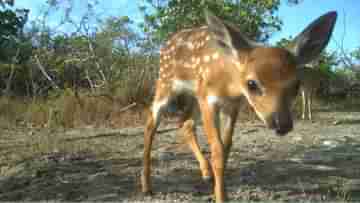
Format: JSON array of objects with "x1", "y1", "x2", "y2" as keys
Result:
[
  {"x1": 0, "y1": 92, "x2": 148, "y2": 129},
  {"x1": 1, "y1": 88, "x2": 358, "y2": 130},
  {"x1": 0, "y1": 97, "x2": 28, "y2": 128}
]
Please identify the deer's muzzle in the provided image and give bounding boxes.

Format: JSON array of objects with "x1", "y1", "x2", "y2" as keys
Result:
[{"x1": 270, "y1": 111, "x2": 293, "y2": 136}]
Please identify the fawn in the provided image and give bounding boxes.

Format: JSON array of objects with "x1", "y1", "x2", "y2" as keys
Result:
[
  {"x1": 298, "y1": 65, "x2": 328, "y2": 120},
  {"x1": 141, "y1": 9, "x2": 337, "y2": 202}
]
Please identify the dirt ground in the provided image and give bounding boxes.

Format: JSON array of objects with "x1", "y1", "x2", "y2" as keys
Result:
[{"x1": 1, "y1": 106, "x2": 360, "y2": 202}]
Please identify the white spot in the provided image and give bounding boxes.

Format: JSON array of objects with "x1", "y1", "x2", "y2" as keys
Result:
[
  {"x1": 205, "y1": 35, "x2": 210, "y2": 41},
  {"x1": 203, "y1": 55, "x2": 210, "y2": 62},
  {"x1": 207, "y1": 95, "x2": 219, "y2": 105},
  {"x1": 176, "y1": 37, "x2": 184, "y2": 44},
  {"x1": 187, "y1": 42, "x2": 194, "y2": 50},
  {"x1": 212, "y1": 52, "x2": 219, "y2": 60}
]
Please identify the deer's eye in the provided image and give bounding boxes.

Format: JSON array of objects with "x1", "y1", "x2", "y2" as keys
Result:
[{"x1": 247, "y1": 80, "x2": 260, "y2": 93}]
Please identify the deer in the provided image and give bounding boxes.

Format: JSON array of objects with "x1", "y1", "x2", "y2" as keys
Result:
[
  {"x1": 297, "y1": 65, "x2": 328, "y2": 120},
  {"x1": 141, "y1": 9, "x2": 337, "y2": 203}
]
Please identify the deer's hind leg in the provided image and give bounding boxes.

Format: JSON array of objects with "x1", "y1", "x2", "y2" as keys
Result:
[
  {"x1": 178, "y1": 97, "x2": 212, "y2": 180},
  {"x1": 141, "y1": 82, "x2": 173, "y2": 194}
]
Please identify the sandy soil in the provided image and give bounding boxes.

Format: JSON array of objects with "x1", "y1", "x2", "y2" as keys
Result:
[{"x1": 1, "y1": 107, "x2": 360, "y2": 202}]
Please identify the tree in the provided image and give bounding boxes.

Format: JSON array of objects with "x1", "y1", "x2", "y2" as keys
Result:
[
  {"x1": 350, "y1": 47, "x2": 360, "y2": 62},
  {"x1": 140, "y1": 0, "x2": 282, "y2": 44},
  {"x1": 0, "y1": 0, "x2": 29, "y2": 61},
  {"x1": 276, "y1": 36, "x2": 292, "y2": 48},
  {"x1": 97, "y1": 16, "x2": 138, "y2": 56}
]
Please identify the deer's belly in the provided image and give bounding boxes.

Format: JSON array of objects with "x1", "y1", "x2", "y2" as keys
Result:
[{"x1": 172, "y1": 79, "x2": 197, "y2": 95}]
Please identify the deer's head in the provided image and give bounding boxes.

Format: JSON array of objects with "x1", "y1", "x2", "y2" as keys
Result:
[{"x1": 205, "y1": 10, "x2": 337, "y2": 135}]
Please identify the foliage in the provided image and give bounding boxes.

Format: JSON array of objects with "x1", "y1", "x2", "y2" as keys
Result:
[
  {"x1": 140, "y1": 0, "x2": 282, "y2": 44},
  {"x1": 0, "y1": 6, "x2": 28, "y2": 61},
  {"x1": 275, "y1": 36, "x2": 292, "y2": 48},
  {"x1": 350, "y1": 47, "x2": 360, "y2": 61}
]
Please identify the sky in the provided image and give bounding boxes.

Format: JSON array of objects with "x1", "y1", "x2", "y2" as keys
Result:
[
  {"x1": 271, "y1": 0, "x2": 360, "y2": 52},
  {"x1": 14, "y1": 0, "x2": 360, "y2": 52}
]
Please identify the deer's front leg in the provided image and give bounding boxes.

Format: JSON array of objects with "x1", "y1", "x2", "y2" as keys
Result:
[{"x1": 199, "y1": 97, "x2": 225, "y2": 203}]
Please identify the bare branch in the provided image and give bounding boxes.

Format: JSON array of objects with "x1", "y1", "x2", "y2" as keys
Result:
[
  {"x1": 118, "y1": 102, "x2": 137, "y2": 113},
  {"x1": 87, "y1": 38, "x2": 108, "y2": 84},
  {"x1": 34, "y1": 55, "x2": 59, "y2": 90},
  {"x1": 332, "y1": 9, "x2": 356, "y2": 68}
]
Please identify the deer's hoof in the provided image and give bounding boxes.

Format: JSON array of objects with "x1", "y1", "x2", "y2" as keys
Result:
[{"x1": 141, "y1": 190, "x2": 153, "y2": 196}]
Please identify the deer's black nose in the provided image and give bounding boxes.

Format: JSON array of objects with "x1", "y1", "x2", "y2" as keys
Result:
[{"x1": 272, "y1": 112, "x2": 293, "y2": 136}]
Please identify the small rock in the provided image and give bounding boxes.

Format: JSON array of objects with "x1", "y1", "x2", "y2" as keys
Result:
[
  {"x1": 333, "y1": 120, "x2": 341, "y2": 125},
  {"x1": 293, "y1": 136, "x2": 303, "y2": 142},
  {"x1": 322, "y1": 140, "x2": 338, "y2": 148}
]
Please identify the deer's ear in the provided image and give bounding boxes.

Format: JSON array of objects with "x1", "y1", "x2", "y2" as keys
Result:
[
  {"x1": 289, "y1": 11, "x2": 337, "y2": 66},
  {"x1": 204, "y1": 9, "x2": 254, "y2": 55}
]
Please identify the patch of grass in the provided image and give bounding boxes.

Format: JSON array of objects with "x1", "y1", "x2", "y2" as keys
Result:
[
  {"x1": 0, "y1": 91, "x2": 148, "y2": 129},
  {"x1": 1, "y1": 90, "x2": 359, "y2": 130},
  {"x1": 0, "y1": 96, "x2": 28, "y2": 128}
]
